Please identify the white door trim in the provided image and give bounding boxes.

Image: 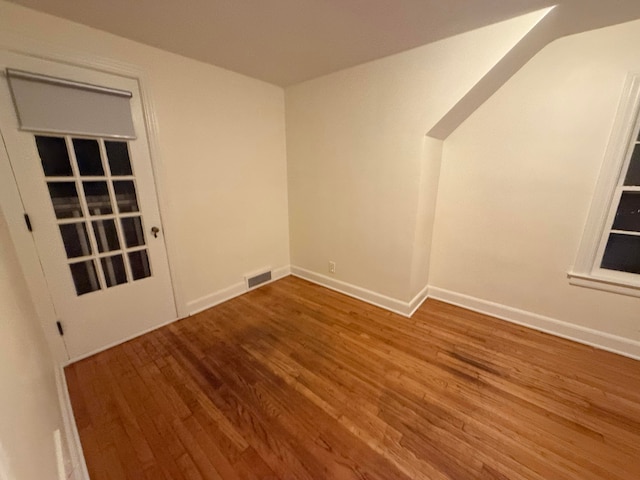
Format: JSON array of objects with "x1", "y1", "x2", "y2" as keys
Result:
[
  {"x1": 0, "y1": 121, "x2": 68, "y2": 361},
  {"x1": 0, "y1": 41, "x2": 186, "y2": 364}
]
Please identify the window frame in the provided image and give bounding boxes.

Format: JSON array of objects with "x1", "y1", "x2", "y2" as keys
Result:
[{"x1": 569, "y1": 72, "x2": 640, "y2": 297}]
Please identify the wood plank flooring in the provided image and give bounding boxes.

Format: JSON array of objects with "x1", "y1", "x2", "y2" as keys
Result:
[{"x1": 66, "y1": 276, "x2": 640, "y2": 479}]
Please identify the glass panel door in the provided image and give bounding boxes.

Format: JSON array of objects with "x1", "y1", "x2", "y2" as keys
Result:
[{"x1": 0, "y1": 52, "x2": 178, "y2": 361}]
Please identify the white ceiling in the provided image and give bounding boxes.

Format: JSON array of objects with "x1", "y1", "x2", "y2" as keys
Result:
[{"x1": 7, "y1": 0, "x2": 640, "y2": 86}]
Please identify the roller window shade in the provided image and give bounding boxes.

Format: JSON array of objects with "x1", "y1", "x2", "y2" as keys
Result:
[{"x1": 6, "y1": 69, "x2": 136, "y2": 139}]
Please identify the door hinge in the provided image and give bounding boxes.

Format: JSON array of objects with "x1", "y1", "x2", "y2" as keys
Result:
[
  {"x1": 56, "y1": 321, "x2": 64, "y2": 336},
  {"x1": 24, "y1": 213, "x2": 33, "y2": 232}
]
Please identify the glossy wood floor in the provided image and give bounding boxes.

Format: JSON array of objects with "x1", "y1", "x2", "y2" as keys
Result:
[{"x1": 66, "y1": 276, "x2": 640, "y2": 480}]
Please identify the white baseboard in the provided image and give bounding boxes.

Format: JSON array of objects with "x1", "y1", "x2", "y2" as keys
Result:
[
  {"x1": 187, "y1": 265, "x2": 291, "y2": 316},
  {"x1": 65, "y1": 266, "x2": 292, "y2": 364},
  {"x1": 66, "y1": 314, "x2": 181, "y2": 365},
  {"x1": 187, "y1": 281, "x2": 246, "y2": 316},
  {"x1": 290, "y1": 265, "x2": 429, "y2": 317},
  {"x1": 428, "y1": 286, "x2": 640, "y2": 361},
  {"x1": 408, "y1": 284, "x2": 430, "y2": 317},
  {"x1": 55, "y1": 366, "x2": 90, "y2": 480}
]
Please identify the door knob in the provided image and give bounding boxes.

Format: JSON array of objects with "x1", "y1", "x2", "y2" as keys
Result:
[{"x1": 151, "y1": 226, "x2": 160, "y2": 238}]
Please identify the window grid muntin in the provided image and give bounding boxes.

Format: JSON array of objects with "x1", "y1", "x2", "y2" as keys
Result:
[
  {"x1": 55, "y1": 211, "x2": 140, "y2": 225},
  {"x1": 65, "y1": 135, "x2": 108, "y2": 291},
  {"x1": 99, "y1": 139, "x2": 135, "y2": 282},
  {"x1": 37, "y1": 134, "x2": 150, "y2": 295},
  {"x1": 610, "y1": 229, "x2": 640, "y2": 237},
  {"x1": 64, "y1": 245, "x2": 148, "y2": 264}
]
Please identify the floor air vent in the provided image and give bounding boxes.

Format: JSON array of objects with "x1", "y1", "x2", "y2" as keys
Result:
[{"x1": 246, "y1": 270, "x2": 272, "y2": 289}]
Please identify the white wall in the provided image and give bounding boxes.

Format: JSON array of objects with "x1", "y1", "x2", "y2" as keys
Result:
[
  {"x1": 0, "y1": 209, "x2": 62, "y2": 480},
  {"x1": 0, "y1": 0, "x2": 290, "y2": 316},
  {"x1": 430, "y1": 19, "x2": 640, "y2": 342},
  {"x1": 286, "y1": 11, "x2": 548, "y2": 303}
]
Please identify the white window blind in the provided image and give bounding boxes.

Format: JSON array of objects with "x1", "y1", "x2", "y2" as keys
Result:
[{"x1": 6, "y1": 69, "x2": 136, "y2": 139}]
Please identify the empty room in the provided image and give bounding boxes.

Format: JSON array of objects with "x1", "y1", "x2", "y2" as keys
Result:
[{"x1": 2, "y1": 0, "x2": 640, "y2": 479}]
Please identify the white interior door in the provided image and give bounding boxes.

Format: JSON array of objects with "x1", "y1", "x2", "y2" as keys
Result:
[{"x1": 0, "y1": 52, "x2": 177, "y2": 360}]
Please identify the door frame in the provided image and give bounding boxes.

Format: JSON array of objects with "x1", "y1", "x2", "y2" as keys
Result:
[{"x1": 0, "y1": 42, "x2": 186, "y2": 365}]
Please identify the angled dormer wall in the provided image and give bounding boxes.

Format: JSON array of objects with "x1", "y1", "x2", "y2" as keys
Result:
[
  {"x1": 430, "y1": 19, "x2": 640, "y2": 347},
  {"x1": 286, "y1": 10, "x2": 551, "y2": 310}
]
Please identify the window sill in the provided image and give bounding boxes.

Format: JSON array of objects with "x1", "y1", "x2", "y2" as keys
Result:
[{"x1": 568, "y1": 271, "x2": 640, "y2": 298}]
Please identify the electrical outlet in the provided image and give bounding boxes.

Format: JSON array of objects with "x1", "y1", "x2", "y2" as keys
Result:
[{"x1": 328, "y1": 261, "x2": 336, "y2": 274}]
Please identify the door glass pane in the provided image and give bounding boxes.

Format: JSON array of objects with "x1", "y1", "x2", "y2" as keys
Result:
[
  {"x1": 612, "y1": 192, "x2": 640, "y2": 232},
  {"x1": 601, "y1": 233, "x2": 640, "y2": 274},
  {"x1": 624, "y1": 144, "x2": 640, "y2": 186},
  {"x1": 101, "y1": 255, "x2": 127, "y2": 288},
  {"x1": 36, "y1": 136, "x2": 72, "y2": 176},
  {"x1": 69, "y1": 260, "x2": 100, "y2": 295},
  {"x1": 48, "y1": 182, "x2": 83, "y2": 218},
  {"x1": 121, "y1": 217, "x2": 145, "y2": 247},
  {"x1": 92, "y1": 219, "x2": 120, "y2": 252},
  {"x1": 105, "y1": 141, "x2": 132, "y2": 176},
  {"x1": 83, "y1": 182, "x2": 113, "y2": 215},
  {"x1": 73, "y1": 138, "x2": 104, "y2": 176},
  {"x1": 129, "y1": 250, "x2": 151, "y2": 280},
  {"x1": 59, "y1": 223, "x2": 92, "y2": 258},
  {"x1": 113, "y1": 181, "x2": 139, "y2": 213}
]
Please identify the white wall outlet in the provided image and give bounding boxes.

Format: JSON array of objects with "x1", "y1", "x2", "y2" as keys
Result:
[{"x1": 328, "y1": 261, "x2": 336, "y2": 274}]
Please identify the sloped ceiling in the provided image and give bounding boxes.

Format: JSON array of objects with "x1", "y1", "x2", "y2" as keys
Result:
[
  {"x1": 5, "y1": 0, "x2": 560, "y2": 86},
  {"x1": 7, "y1": 0, "x2": 640, "y2": 144},
  {"x1": 429, "y1": 0, "x2": 640, "y2": 139},
  {"x1": 7, "y1": 1, "x2": 640, "y2": 87}
]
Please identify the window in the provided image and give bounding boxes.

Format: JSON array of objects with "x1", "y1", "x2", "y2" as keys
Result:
[
  {"x1": 36, "y1": 134, "x2": 151, "y2": 296},
  {"x1": 570, "y1": 73, "x2": 640, "y2": 296}
]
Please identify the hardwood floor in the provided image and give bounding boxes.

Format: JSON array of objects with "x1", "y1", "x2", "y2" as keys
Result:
[{"x1": 66, "y1": 276, "x2": 640, "y2": 480}]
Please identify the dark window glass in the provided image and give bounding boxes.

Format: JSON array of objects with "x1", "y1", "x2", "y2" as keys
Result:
[
  {"x1": 121, "y1": 217, "x2": 145, "y2": 247},
  {"x1": 92, "y1": 219, "x2": 120, "y2": 253},
  {"x1": 69, "y1": 260, "x2": 100, "y2": 295},
  {"x1": 73, "y1": 138, "x2": 104, "y2": 176},
  {"x1": 624, "y1": 144, "x2": 640, "y2": 186},
  {"x1": 101, "y1": 255, "x2": 127, "y2": 287},
  {"x1": 129, "y1": 250, "x2": 151, "y2": 280},
  {"x1": 105, "y1": 141, "x2": 132, "y2": 176},
  {"x1": 47, "y1": 182, "x2": 82, "y2": 219},
  {"x1": 59, "y1": 223, "x2": 92, "y2": 258},
  {"x1": 612, "y1": 192, "x2": 640, "y2": 232},
  {"x1": 113, "y1": 181, "x2": 139, "y2": 213},
  {"x1": 36, "y1": 136, "x2": 72, "y2": 176},
  {"x1": 83, "y1": 182, "x2": 112, "y2": 215},
  {"x1": 601, "y1": 233, "x2": 640, "y2": 274}
]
